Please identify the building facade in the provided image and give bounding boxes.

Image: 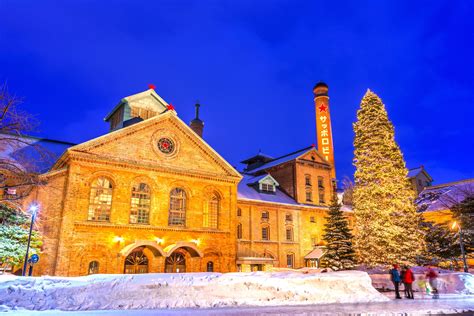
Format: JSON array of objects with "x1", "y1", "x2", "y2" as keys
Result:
[{"x1": 25, "y1": 83, "x2": 344, "y2": 276}]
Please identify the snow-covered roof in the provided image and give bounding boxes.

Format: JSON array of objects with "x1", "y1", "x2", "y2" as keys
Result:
[
  {"x1": 416, "y1": 178, "x2": 474, "y2": 213},
  {"x1": 237, "y1": 175, "x2": 299, "y2": 205},
  {"x1": 0, "y1": 133, "x2": 74, "y2": 173},
  {"x1": 408, "y1": 167, "x2": 423, "y2": 178},
  {"x1": 246, "y1": 146, "x2": 315, "y2": 174},
  {"x1": 407, "y1": 165, "x2": 433, "y2": 181},
  {"x1": 304, "y1": 247, "x2": 326, "y2": 259}
]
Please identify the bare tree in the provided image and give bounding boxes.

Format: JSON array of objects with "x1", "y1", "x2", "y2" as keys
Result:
[
  {"x1": 0, "y1": 83, "x2": 53, "y2": 201},
  {"x1": 341, "y1": 177, "x2": 354, "y2": 206}
]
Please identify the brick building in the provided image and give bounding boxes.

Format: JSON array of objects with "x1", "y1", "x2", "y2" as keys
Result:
[{"x1": 23, "y1": 82, "x2": 345, "y2": 276}]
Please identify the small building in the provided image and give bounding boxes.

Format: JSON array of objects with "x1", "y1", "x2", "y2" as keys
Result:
[{"x1": 408, "y1": 165, "x2": 433, "y2": 195}]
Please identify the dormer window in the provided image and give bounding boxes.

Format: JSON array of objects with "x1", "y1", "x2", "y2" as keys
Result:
[
  {"x1": 260, "y1": 183, "x2": 275, "y2": 192},
  {"x1": 248, "y1": 174, "x2": 279, "y2": 194}
]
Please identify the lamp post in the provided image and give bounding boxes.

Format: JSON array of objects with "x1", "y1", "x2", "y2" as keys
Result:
[
  {"x1": 22, "y1": 204, "x2": 38, "y2": 276},
  {"x1": 451, "y1": 221, "x2": 469, "y2": 273}
]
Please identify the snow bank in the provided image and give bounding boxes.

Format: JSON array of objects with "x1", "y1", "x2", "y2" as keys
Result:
[
  {"x1": 0, "y1": 271, "x2": 388, "y2": 312},
  {"x1": 370, "y1": 272, "x2": 474, "y2": 295}
]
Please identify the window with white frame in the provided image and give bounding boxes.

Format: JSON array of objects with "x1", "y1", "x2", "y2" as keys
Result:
[
  {"x1": 88, "y1": 177, "x2": 113, "y2": 221},
  {"x1": 169, "y1": 188, "x2": 186, "y2": 226},
  {"x1": 130, "y1": 182, "x2": 151, "y2": 224}
]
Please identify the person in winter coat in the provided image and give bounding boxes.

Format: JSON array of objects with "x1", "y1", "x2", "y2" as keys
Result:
[
  {"x1": 403, "y1": 265, "x2": 415, "y2": 299},
  {"x1": 400, "y1": 266, "x2": 407, "y2": 297},
  {"x1": 389, "y1": 264, "x2": 402, "y2": 299},
  {"x1": 426, "y1": 266, "x2": 439, "y2": 299}
]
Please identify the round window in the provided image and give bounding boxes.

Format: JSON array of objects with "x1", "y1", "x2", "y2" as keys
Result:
[{"x1": 157, "y1": 137, "x2": 175, "y2": 154}]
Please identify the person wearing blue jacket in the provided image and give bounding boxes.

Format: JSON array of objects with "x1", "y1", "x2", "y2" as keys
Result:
[{"x1": 389, "y1": 264, "x2": 402, "y2": 299}]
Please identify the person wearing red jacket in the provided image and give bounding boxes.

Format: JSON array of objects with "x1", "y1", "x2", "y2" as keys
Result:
[{"x1": 403, "y1": 265, "x2": 415, "y2": 299}]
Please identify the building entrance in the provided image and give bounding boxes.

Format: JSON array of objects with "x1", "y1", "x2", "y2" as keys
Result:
[
  {"x1": 165, "y1": 252, "x2": 186, "y2": 273},
  {"x1": 124, "y1": 250, "x2": 149, "y2": 274}
]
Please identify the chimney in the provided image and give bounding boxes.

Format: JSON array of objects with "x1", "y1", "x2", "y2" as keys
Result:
[
  {"x1": 313, "y1": 82, "x2": 336, "y2": 179},
  {"x1": 190, "y1": 102, "x2": 204, "y2": 138}
]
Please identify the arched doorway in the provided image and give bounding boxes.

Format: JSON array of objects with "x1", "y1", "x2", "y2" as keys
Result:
[
  {"x1": 165, "y1": 251, "x2": 186, "y2": 273},
  {"x1": 124, "y1": 249, "x2": 149, "y2": 274}
]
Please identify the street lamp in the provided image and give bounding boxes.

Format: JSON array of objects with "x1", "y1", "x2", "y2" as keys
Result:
[
  {"x1": 22, "y1": 204, "x2": 39, "y2": 276},
  {"x1": 451, "y1": 221, "x2": 469, "y2": 273}
]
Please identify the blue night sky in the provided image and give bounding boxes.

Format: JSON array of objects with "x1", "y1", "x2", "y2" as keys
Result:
[{"x1": 1, "y1": 1, "x2": 473, "y2": 184}]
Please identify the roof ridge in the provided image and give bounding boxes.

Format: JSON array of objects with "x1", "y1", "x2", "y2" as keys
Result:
[
  {"x1": 268, "y1": 145, "x2": 313, "y2": 162},
  {"x1": 425, "y1": 178, "x2": 474, "y2": 189}
]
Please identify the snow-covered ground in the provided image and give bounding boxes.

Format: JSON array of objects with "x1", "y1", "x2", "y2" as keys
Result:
[
  {"x1": 5, "y1": 296, "x2": 474, "y2": 316},
  {"x1": 0, "y1": 271, "x2": 387, "y2": 312}
]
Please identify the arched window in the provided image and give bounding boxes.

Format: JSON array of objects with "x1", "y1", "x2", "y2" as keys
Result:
[
  {"x1": 204, "y1": 193, "x2": 219, "y2": 229},
  {"x1": 169, "y1": 188, "x2": 186, "y2": 226},
  {"x1": 261, "y1": 225, "x2": 270, "y2": 241},
  {"x1": 88, "y1": 177, "x2": 113, "y2": 221},
  {"x1": 124, "y1": 250, "x2": 149, "y2": 274},
  {"x1": 286, "y1": 227, "x2": 294, "y2": 241},
  {"x1": 237, "y1": 223, "x2": 243, "y2": 239},
  {"x1": 130, "y1": 182, "x2": 151, "y2": 224},
  {"x1": 207, "y1": 261, "x2": 214, "y2": 272},
  {"x1": 88, "y1": 261, "x2": 99, "y2": 274}
]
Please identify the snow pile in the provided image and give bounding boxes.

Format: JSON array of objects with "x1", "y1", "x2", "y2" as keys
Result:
[
  {"x1": 0, "y1": 271, "x2": 388, "y2": 311},
  {"x1": 370, "y1": 272, "x2": 474, "y2": 294}
]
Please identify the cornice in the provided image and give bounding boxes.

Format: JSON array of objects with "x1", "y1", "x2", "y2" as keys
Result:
[
  {"x1": 68, "y1": 151, "x2": 240, "y2": 184},
  {"x1": 74, "y1": 221, "x2": 231, "y2": 234}
]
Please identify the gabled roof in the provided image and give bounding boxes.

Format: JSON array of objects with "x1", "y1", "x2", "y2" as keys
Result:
[
  {"x1": 237, "y1": 175, "x2": 298, "y2": 205},
  {"x1": 104, "y1": 89, "x2": 170, "y2": 121},
  {"x1": 53, "y1": 111, "x2": 242, "y2": 179},
  {"x1": 416, "y1": 178, "x2": 474, "y2": 213},
  {"x1": 408, "y1": 165, "x2": 433, "y2": 181},
  {"x1": 245, "y1": 146, "x2": 329, "y2": 174}
]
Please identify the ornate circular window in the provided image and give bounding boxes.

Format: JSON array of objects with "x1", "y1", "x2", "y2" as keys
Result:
[{"x1": 157, "y1": 137, "x2": 175, "y2": 154}]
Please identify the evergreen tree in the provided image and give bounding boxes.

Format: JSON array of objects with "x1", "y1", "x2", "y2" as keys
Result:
[
  {"x1": 353, "y1": 90, "x2": 422, "y2": 266},
  {"x1": 321, "y1": 196, "x2": 356, "y2": 270},
  {"x1": 419, "y1": 221, "x2": 460, "y2": 267},
  {"x1": 451, "y1": 196, "x2": 474, "y2": 254},
  {"x1": 0, "y1": 203, "x2": 42, "y2": 271}
]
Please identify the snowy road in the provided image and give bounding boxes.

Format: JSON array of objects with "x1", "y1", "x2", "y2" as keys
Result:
[{"x1": 7, "y1": 295, "x2": 474, "y2": 316}]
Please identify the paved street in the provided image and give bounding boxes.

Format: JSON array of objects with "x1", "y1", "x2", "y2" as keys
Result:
[{"x1": 8, "y1": 295, "x2": 474, "y2": 315}]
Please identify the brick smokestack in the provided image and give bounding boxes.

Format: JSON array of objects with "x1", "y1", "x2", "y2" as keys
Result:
[
  {"x1": 313, "y1": 82, "x2": 336, "y2": 179},
  {"x1": 190, "y1": 102, "x2": 204, "y2": 138}
]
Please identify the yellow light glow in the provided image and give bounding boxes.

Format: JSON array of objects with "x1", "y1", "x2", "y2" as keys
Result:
[
  {"x1": 114, "y1": 236, "x2": 124, "y2": 243},
  {"x1": 155, "y1": 237, "x2": 164, "y2": 244},
  {"x1": 451, "y1": 221, "x2": 457, "y2": 230},
  {"x1": 191, "y1": 239, "x2": 200, "y2": 245}
]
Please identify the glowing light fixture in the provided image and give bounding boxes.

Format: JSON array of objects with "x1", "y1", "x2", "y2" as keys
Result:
[
  {"x1": 155, "y1": 237, "x2": 164, "y2": 244},
  {"x1": 114, "y1": 236, "x2": 124, "y2": 243},
  {"x1": 191, "y1": 239, "x2": 200, "y2": 245}
]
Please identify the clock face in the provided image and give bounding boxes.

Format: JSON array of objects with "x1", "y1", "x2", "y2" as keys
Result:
[{"x1": 157, "y1": 137, "x2": 175, "y2": 154}]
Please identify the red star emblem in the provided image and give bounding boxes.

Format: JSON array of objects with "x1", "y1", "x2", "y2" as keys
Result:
[
  {"x1": 167, "y1": 104, "x2": 175, "y2": 111},
  {"x1": 148, "y1": 84, "x2": 156, "y2": 90},
  {"x1": 318, "y1": 104, "x2": 327, "y2": 112}
]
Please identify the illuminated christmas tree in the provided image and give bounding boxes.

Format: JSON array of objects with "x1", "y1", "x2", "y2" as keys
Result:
[
  {"x1": 321, "y1": 195, "x2": 355, "y2": 270},
  {"x1": 353, "y1": 90, "x2": 422, "y2": 266}
]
